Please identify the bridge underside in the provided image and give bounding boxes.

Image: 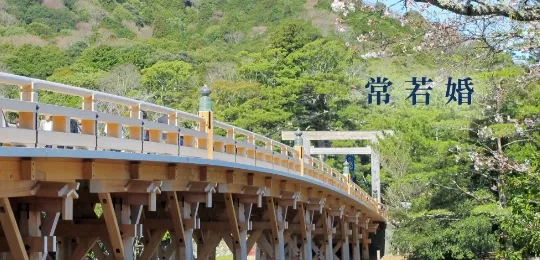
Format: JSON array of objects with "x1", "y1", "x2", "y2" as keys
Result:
[{"x1": 0, "y1": 149, "x2": 382, "y2": 260}]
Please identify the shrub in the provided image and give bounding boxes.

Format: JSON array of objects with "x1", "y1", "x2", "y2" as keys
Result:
[
  {"x1": 101, "y1": 17, "x2": 136, "y2": 39},
  {"x1": 5, "y1": 44, "x2": 70, "y2": 78},
  {"x1": 0, "y1": 26, "x2": 27, "y2": 36},
  {"x1": 23, "y1": 5, "x2": 77, "y2": 32},
  {"x1": 66, "y1": 41, "x2": 89, "y2": 58},
  {"x1": 26, "y1": 22, "x2": 54, "y2": 38},
  {"x1": 75, "y1": 45, "x2": 122, "y2": 71},
  {"x1": 112, "y1": 5, "x2": 135, "y2": 21}
]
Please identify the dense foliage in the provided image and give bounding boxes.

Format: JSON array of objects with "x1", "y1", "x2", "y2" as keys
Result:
[{"x1": 0, "y1": 0, "x2": 537, "y2": 259}]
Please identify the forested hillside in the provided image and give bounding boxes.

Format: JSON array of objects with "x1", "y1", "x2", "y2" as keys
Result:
[{"x1": 0, "y1": 0, "x2": 538, "y2": 259}]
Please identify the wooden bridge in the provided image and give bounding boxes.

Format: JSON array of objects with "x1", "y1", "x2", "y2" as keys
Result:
[{"x1": 0, "y1": 72, "x2": 386, "y2": 260}]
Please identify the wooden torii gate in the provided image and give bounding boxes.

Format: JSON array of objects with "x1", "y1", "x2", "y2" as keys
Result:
[{"x1": 281, "y1": 131, "x2": 393, "y2": 203}]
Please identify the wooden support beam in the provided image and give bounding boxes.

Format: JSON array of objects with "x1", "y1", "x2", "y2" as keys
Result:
[
  {"x1": 266, "y1": 197, "x2": 279, "y2": 240},
  {"x1": 0, "y1": 197, "x2": 29, "y2": 260},
  {"x1": 0, "y1": 237, "x2": 48, "y2": 252},
  {"x1": 139, "y1": 229, "x2": 167, "y2": 260},
  {"x1": 99, "y1": 239, "x2": 115, "y2": 260},
  {"x1": 97, "y1": 193, "x2": 125, "y2": 259},
  {"x1": 167, "y1": 192, "x2": 186, "y2": 247},
  {"x1": 163, "y1": 239, "x2": 176, "y2": 259},
  {"x1": 186, "y1": 182, "x2": 216, "y2": 208},
  {"x1": 256, "y1": 234, "x2": 274, "y2": 259},
  {"x1": 224, "y1": 193, "x2": 249, "y2": 260},
  {"x1": 224, "y1": 193, "x2": 241, "y2": 246},
  {"x1": 68, "y1": 237, "x2": 98, "y2": 260},
  {"x1": 196, "y1": 232, "x2": 222, "y2": 260},
  {"x1": 266, "y1": 197, "x2": 285, "y2": 260},
  {"x1": 55, "y1": 222, "x2": 141, "y2": 237},
  {"x1": 91, "y1": 242, "x2": 108, "y2": 260},
  {"x1": 247, "y1": 229, "x2": 262, "y2": 253},
  {"x1": 21, "y1": 158, "x2": 36, "y2": 180}
]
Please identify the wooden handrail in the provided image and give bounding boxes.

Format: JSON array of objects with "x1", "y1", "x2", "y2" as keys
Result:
[{"x1": 0, "y1": 72, "x2": 383, "y2": 215}]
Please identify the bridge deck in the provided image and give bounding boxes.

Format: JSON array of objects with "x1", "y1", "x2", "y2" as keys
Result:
[{"x1": 0, "y1": 72, "x2": 385, "y2": 260}]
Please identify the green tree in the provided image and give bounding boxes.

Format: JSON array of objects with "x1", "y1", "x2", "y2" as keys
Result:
[
  {"x1": 76, "y1": 45, "x2": 122, "y2": 71},
  {"x1": 5, "y1": 45, "x2": 70, "y2": 78},
  {"x1": 142, "y1": 61, "x2": 198, "y2": 107},
  {"x1": 269, "y1": 21, "x2": 320, "y2": 54}
]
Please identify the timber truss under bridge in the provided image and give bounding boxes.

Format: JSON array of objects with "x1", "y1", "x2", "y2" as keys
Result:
[{"x1": 0, "y1": 72, "x2": 386, "y2": 260}]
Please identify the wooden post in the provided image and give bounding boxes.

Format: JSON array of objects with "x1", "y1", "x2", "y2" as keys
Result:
[
  {"x1": 361, "y1": 222, "x2": 369, "y2": 260},
  {"x1": 352, "y1": 221, "x2": 361, "y2": 260},
  {"x1": 115, "y1": 200, "x2": 134, "y2": 259},
  {"x1": 175, "y1": 201, "x2": 195, "y2": 260},
  {"x1": 225, "y1": 129, "x2": 235, "y2": 155},
  {"x1": 198, "y1": 86, "x2": 213, "y2": 159},
  {"x1": 294, "y1": 129, "x2": 304, "y2": 176},
  {"x1": 18, "y1": 83, "x2": 37, "y2": 131},
  {"x1": 322, "y1": 210, "x2": 333, "y2": 260},
  {"x1": 19, "y1": 208, "x2": 42, "y2": 260},
  {"x1": 371, "y1": 148, "x2": 380, "y2": 203},
  {"x1": 224, "y1": 193, "x2": 250, "y2": 260},
  {"x1": 267, "y1": 198, "x2": 285, "y2": 260},
  {"x1": 81, "y1": 95, "x2": 96, "y2": 136},
  {"x1": 341, "y1": 218, "x2": 350, "y2": 260},
  {"x1": 129, "y1": 104, "x2": 142, "y2": 140},
  {"x1": 167, "y1": 192, "x2": 188, "y2": 259},
  {"x1": 298, "y1": 203, "x2": 312, "y2": 260}
]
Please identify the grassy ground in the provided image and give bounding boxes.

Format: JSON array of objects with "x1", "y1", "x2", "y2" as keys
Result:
[{"x1": 216, "y1": 256, "x2": 233, "y2": 260}]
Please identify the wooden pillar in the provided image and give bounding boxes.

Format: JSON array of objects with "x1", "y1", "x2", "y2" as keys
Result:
[
  {"x1": 322, "y1": 211, "x2": 333, "y2": 260},
  {"x1": 169, "y1": 195, "x2": 196, "y2": 260},
  {"x1": 352, "y1": 222, "x2": 360, "y2": 260},
  {"x1": 180, "y1": 202, "x2": 195, "y2": 260},
  {"x1": 115, "y1": 201, "x2": 134, "y2": 260},
  {"x1": 298, "y1": 204, "x2": 312, "y2": 260},
  {"x1": 361, "y1": 224, "x2": 369, "y2": 260},
  {"x1": 275, "y1": 206, "x2": 285, "y2": 260},
  {"x1": 23, "y1": 211, "x2": 42, "y2": 260},
  {"x1": 224, "y1": 193, "x2": 250, "y2": 260},
  {"x1": 267, "y1": 198, "x2": 285, "y2": 260},
  {"x1": 341, "y1": 219, "x2": 350, "y2": 260},
  {"x1": 371, "y1": 149, "x2": 380, "y2": 203}
]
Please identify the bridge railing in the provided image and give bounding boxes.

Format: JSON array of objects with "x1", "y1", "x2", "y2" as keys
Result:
[{"x1": 0, "y1": 72, "x2": 384, "y2": 217}]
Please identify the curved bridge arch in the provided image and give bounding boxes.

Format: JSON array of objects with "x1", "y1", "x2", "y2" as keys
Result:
[{"x1": 0, "y1": 72, "x2": 385, "y2": 260}]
